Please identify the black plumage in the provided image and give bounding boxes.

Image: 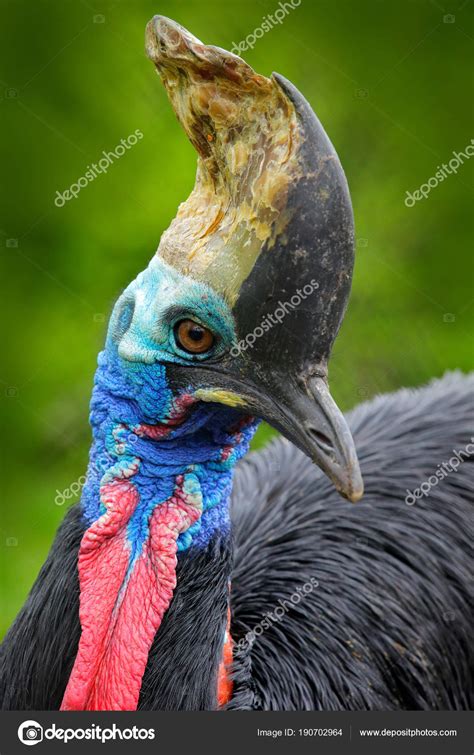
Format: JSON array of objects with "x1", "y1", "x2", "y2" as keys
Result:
[{"x1": 229, "y1": 371, "x2": 473, "y2": 710}]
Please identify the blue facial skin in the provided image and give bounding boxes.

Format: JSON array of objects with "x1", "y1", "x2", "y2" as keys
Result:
[{"x1": 80, "y1": 257, "x2": 259, "y2": 558}]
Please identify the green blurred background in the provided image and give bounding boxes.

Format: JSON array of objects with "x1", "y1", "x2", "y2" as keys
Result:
[{"x1": 0, "y1": 0, "x2": 472, "y2": 638}]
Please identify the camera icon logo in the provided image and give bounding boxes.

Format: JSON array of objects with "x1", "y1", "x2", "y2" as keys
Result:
[{"x1": 18, "y1": 720, "x2": 43, "y2": 746}]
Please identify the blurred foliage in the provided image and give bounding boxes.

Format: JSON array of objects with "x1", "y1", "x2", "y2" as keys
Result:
[{"x1": 0, "y1": 0, "x2": 473, "y2": 638}]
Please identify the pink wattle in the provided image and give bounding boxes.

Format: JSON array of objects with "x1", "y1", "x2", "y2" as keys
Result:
[{"x1": 61, "y1": 477, "x2": 201, "y2": 711}]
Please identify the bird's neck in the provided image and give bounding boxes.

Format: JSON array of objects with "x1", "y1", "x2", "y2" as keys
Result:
[{"x1": 61, "y1": 349, "x2": 258, "y2": 711}]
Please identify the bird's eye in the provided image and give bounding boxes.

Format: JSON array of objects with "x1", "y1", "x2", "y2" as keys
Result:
[{"x1": 174, "y1": 319, "x2": 215, "y2": 354}]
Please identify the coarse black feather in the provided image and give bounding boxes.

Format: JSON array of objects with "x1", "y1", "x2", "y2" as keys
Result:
[{"x1": 228, "y1": 371, "x2": 473, "y2": 710}]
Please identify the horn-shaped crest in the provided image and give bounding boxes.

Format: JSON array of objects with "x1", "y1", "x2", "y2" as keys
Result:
[
  {"x1": 146, "y1": 16, "x2": 305, "y2": 302},
  {"x1": 146, "y1": 15, "x2": 354, "y2": 363}
]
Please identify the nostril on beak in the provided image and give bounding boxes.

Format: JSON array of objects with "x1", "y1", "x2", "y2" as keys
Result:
[{"x1": 305, "y1": 425, "x2": 336, "y2": 460}]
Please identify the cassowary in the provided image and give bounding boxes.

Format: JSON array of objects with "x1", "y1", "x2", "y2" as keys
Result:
[{"x1": 1, "y1": 16, "x2": 472, "y2": 712}]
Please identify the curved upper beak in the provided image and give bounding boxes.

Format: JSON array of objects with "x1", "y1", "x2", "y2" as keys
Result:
[
  {"x1": 185, "y1": 364, "x2": 364, "y2": 503},
  {"x1": 274, "y1": 375, "x2": 364, "y2": 502}
]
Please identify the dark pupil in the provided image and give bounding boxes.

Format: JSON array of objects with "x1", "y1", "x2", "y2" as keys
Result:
[{"x1": 188, "y1": 325, "x2": 204, "y2": 342}]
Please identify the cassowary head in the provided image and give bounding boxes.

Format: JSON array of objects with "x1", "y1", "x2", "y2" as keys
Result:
[{"x1": 108, "y1": 15, "x2": 363, "y2": 502}]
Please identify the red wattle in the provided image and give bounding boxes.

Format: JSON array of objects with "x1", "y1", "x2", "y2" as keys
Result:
[{"x1": 61, "y1": 477, "x2": 201, "y2": 711}]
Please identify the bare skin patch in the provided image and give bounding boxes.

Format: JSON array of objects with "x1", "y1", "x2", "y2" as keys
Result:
[{"x1": 194, "y1": 388, "x2": 248, "y2": 408}]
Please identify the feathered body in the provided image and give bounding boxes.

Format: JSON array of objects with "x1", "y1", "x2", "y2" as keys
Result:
[
  {"x1": 230, "y1": 371, "x2": 473, "y2": 710},
  {"x1": 2, "y1": 372, "x2": 472, "y2": 710}
]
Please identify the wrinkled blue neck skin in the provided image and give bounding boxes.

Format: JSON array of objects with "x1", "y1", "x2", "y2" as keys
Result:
[{"x1": 81, "y1": 257, "x2": 259, "y2": 555}]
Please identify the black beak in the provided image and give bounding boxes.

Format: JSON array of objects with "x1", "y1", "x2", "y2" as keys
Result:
[
  {"x1": 272, "y1": 375, "x2": 363, "y2": 502},
  {"x1": 176, "y1": 363, "x2": 364, "y2": 503}
]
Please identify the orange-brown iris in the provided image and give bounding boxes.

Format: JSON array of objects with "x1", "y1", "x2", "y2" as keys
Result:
[{"x1": 175, "y1": 319, "x2": 215, "y2": 354}]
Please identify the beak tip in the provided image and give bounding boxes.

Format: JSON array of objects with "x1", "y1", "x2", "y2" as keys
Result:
[
  {"x1": 323, "y1": 457, "x2": 363, "y2": 503},
  {"x1": 341, "y1": 465, "x2": 364, "y2": 503},
  {"x1": 347, "y1": 486, "x2": 364, "y2": 503},
  {"x1": 342, "y1": 468, "x2": 364, "y2": 502}
]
